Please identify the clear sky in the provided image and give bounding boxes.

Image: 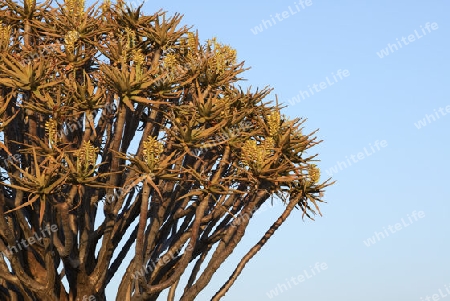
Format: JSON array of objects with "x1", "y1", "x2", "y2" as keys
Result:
[{"x1": 94, "y1": 0, "x2": 450, "y2": 300}]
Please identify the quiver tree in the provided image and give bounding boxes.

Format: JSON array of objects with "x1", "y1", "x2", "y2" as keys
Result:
[{"x1": 0, "y1": 0, "x2": 333, "y2": 300}]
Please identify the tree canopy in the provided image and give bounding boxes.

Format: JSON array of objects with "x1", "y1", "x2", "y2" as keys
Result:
[{"x1": 0, "y1": 0, "x2": 332, "y2": 300}]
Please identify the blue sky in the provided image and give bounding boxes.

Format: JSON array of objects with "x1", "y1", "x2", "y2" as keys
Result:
[{"x1": 98, "y1": 0, "x2": 449, "y2": 300}]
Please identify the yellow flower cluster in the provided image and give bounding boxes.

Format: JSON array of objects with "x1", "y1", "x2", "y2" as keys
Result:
[
  {"x1": 132, "y1": 49, "x2": 145, "y2": 79},
  {"x1": 142, "y1": 136, "x2": 164, "y2": 171},
  {"x1": 0, "y1": 22, "x2": 11, "y2": 45},
  {"x1": 187, "y1": 32, "x2": 196, "y2": 50},
  {"x1": 241, "y1": 138, "x2": 273, "y2": 170},
  {"x1": 25, "y1": 0, "x2": 34, "y2": 10},
  {"x1": 308, "y1": 164, "x2": 320, "y2": 183},
  {"x1": 132, "y1": 50, "x2": 144, "y2": 66},
  {"x1": 64, "y1": 30, "x2": 80, "y2": 52},
  {"x1": 163, "y1": 53, "x2": 178, "y2": 69},
  {"x1": 101, "y1": 0, "x2": 110, "y2": 12},
  {"x1": 124, "y1": 27, "x2": 135, "y2": 49},
  {"x1": 64, "y1": 0, "x2": 85, "y2": 19},
  {"x1": 242, "y1": 140, "x2": 261, "y2": 168},
  {"x1": 264, "y1": 136, "x2": 275, "y2": 150},
  {"x1": 181, "y1": 34, "x2": 237, "y2": 75},
  {"x1": 267, "y1": 111, "x2": 281, "y2": 138},
  {"x1": 161, "y1": 53, "x2": 182, "y2": 81},
  {"x1": 45, "y1": 119, "x2": 58, "y2": 146},
  {"x1": 208, "y1": 38, "x2": 237, "y2": 74},
  {"x1": 119, "y1": 28, "x2": 136, "y2": 63},
  {"x1": 75, "y1": 140, "x2": 98, "y2": 174}
]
